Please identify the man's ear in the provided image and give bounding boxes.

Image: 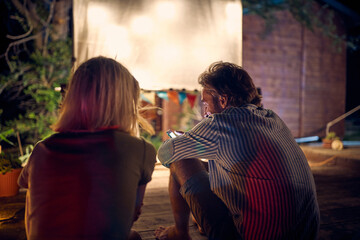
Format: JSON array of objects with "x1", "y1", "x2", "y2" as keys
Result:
[{"x1": 219, "y1": 95, "x2": 228, "y2": 109}]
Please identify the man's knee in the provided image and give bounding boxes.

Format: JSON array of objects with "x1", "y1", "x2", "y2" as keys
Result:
[
  {"x1": 177, "y1": 169, "x2": 240, "y2": 240},
  {"x1": 169, "y1": 158, "x2": 207, "y2": 186}
]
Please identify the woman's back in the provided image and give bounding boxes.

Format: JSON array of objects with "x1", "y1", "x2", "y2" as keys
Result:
[{"x1": 19, "y1": 129, "x2": 156, "y2": 240}]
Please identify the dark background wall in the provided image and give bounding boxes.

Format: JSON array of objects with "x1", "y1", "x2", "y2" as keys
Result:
[{"x1": 243, "y1": 10, "x2": 347, "y2": 138}]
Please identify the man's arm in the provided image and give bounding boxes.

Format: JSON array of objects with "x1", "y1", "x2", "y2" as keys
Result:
[{"x1": 158, "y1": 117, "x2": 219, "y2": 168}]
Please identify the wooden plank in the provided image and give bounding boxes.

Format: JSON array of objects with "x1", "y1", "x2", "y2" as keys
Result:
[{"x1": 133, "y1": 164, "x2": 207, "y2": 239}]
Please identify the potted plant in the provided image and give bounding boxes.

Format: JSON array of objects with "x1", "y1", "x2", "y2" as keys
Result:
[
  {"x1": 322, "y1": 131, "x2": 340, "y2": 149},
  {"x1": 0, "y1": 146, "x2": 23, "y2": 197},
  {"x1": 0, "y1": 129, "x2": 23, "y2": 197}
]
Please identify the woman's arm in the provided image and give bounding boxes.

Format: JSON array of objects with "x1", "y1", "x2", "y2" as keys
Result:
[{"x1": 133, "y1": 184, "x2": 146, "y2": 222}]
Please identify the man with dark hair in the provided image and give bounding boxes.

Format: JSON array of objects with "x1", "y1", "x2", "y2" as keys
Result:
[{"x1": 155, "y1": 61, "x2": 320, "y2": 240}]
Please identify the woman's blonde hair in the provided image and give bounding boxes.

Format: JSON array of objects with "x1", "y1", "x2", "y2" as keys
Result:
[{"x1": 52, "y1": 56, "x2": 154, "y2": 136}]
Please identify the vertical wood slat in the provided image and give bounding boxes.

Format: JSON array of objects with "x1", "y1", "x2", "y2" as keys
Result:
[{"x1": 243, "y1": 9, "x2": 346, "y2": 138}]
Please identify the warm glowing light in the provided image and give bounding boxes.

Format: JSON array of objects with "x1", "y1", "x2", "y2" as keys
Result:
[
  {"x1": 225, "y1": 2, "x2": 242, "y2": 35},
  {"x1": 132, "y1": 68, "x2": 156, "y2": 90},
  {"x1": 87, "y1": 4, "x2": 109, "y2": 26},
  {"x1": 76, "y1": 0, "x2": 242, "y2": 90},
  {"x1": 131, "y1": 16, "x2": 153, "y2": 35},
  {"x1": 156, "y1": 1, "x2": 176, "y2": 20},
  {"x1": 225, "y1": 2, "x2": 241, "y2": 20},
  {"x1": 154, "y1": 44, "x2": 181, "y2": 62},
  {"x1": 104, "y1": 25, "x2": 131, "y2": 60},
  {"x1": 192, "y1": 45, "x2": 209, "y2": 61}
]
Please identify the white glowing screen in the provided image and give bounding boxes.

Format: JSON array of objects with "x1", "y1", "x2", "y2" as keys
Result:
[{"x1": 74, "y1": 0, "x2": 242, "y2": 90}]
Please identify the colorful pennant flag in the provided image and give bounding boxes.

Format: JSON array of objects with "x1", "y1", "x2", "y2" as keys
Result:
[
  {"x1": 186, "y1": 93, "x2": 198, "y2": 108},
  {"x1": 141, "y1": 91, "x2": 156, "y2": 105},
  {"x1": 178, "y1": 91, "x2": 187, "y2": 105},
  {"x1": 167, "y1": 90, "x2": 179, "y2": 105},
  {"x1": 156, "y1": 91, "x2": 169, "y2": 100},
  {"x1": 140, "y1": 94, "x2": 151, "y2": 104}
]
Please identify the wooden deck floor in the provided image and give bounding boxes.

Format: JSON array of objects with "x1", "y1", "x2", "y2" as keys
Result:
[
  {"x1": 133, "y1": 159, "x2": 360, "y2": 240},
  {"x1": 1, "y1": 151, "x2": 360, "y2": 240},
  {"x1": 132, "y1": 164, "x2": 207, "y2": 240}
]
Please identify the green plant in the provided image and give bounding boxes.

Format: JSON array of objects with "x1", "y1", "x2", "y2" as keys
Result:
[
  {"x1": 325, "y1": 131, "x2": 340, "y2": 140},
  {"x1": 2, "y1": 39, "x2": 72, "y2": 145},
  {"x1": 141, "y1": 131, "x2": 163, "y2": 151},
  {"x1": 0, "y1": 149, "x2": 22, "y2": 175},
  {"x1": 0, "y1": 130, "x2": 22, "y2": 174},
  {"x1": 1, "y1": 1, "x2": 72, "y2": 146},
  {"x1": 0, "y1": 129, "x2": 15, "y2": 147},
  {"x1": 18, "y1": 144, "x2": 34, "y2": 166}
]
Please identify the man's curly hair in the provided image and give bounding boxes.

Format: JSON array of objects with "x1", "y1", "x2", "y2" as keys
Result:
[{"x1": 198, "y1": 61, "x2": 262, "y2": 107}]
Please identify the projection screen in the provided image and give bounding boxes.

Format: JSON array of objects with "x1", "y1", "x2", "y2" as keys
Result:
[{"x1": 73, "y1": 0, "x2": 242, "y2": 90}]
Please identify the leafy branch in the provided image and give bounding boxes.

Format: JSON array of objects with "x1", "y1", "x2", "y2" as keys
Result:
[
  {"x1": 243, "y1": 0, "x2": 358, "y2": 51},
  {"x1": 0, "y1": 0, "x2": 72, "y2": 146}
]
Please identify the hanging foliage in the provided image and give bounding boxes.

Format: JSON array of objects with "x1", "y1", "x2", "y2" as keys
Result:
[
  {"x1": 242, "y1": 0, "x2": 358, "y2": 51},
  {"x1": 0, "y1": 0, "x2": 72, "y2": 147}
]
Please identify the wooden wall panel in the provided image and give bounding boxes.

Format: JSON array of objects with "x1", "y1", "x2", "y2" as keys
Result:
[
  {"x1": 302, "y1": 27, "x2": 346, "y2": 137},
  {"x1": 243, "y1": 10, "x2": 346, "y2": 138},
  {"x1": 243, "y1": 11, "x2": 303, "y2": 137}
]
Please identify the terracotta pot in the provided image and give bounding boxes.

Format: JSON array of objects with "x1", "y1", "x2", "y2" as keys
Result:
[
  {"x1": 0, "y1": 168, "x2": 22, "y2": 197},
  {"x1": 322, "y1": 139, "x2": 333, "y2": 149}
]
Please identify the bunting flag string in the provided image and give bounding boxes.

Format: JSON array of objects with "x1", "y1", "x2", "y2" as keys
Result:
[{"x1": 141, "y1": 89, "x2": 199, "y2": 108}]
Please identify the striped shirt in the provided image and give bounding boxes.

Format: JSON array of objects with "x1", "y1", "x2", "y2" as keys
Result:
[{"x1": 158, "y1": 104, "x2": 320, "y2": 239}]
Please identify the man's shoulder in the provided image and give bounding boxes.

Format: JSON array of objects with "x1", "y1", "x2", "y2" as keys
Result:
[
  {"x1": 217, "y1": 105, "x2": 269, "y2": 116},
  {"x1": 213, "y1": 106, "x2": 281, "y2": 128},
  {"x1": 230, "y1": 105, "x2": 276, "y2": 117}
]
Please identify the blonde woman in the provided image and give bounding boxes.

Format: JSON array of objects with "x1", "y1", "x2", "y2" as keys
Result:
[{"x1": 18, "y1": 56, "x2": 157, "y2": 240}]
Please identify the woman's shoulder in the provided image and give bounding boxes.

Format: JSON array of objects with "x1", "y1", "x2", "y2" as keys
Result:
[
  {"x1": 38, "y1": 130, "x2": 156, "y2": 156},
  {"x1": 113, "y1": 131, "x2": 156, "y2": 150},
  {"x1": 112, "y1": 130, "x2": 144, "y2": 143}
]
